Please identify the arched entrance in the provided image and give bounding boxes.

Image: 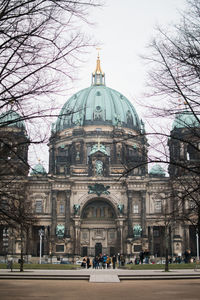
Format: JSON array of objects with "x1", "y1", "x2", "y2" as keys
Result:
[
  {"x1": 80, "y1": 198, "x2": 118, "y2": 256},
  {"x1": 95, "y1": 243, "x2": 102, "y2": 256}
]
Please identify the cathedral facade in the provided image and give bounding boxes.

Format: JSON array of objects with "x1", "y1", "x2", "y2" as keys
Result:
[{"x1": 0, "y1": 57, "x2": 198, "y2": 260}]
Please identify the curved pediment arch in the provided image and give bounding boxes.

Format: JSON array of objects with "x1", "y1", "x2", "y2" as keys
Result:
[{"x1": 78, "y1": 193, "x2": 120, "y2": 217}]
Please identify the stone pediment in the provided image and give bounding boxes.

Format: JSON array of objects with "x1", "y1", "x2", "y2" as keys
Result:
[{"x1": 89, "y1": 143, "x2": 109, "y2": 156}]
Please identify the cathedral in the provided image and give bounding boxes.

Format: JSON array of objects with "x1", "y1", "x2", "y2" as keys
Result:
[{"x1": 0, "y1": 56, "x2": 199, "y2": 260}]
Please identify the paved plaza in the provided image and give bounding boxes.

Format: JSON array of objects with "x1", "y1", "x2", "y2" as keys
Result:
[
  {"x1": 1, "y1": 268, "x2": 200, "y2": 299},
  {"x1": 0, "y1": 278, "x2": 200, "y2": 300}
]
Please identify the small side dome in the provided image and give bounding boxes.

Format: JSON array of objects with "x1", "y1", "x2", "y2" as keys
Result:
[
  {"x1": 30, "y1": 163, "x2": 47, "y2": 176},
  {"x1": 0, "y1": 110, "x2": 26, "y2": 130},
  {"x1": 149, "y1": 164, "x2": 165, "y2": 177},
  {"x1": 172, "y1": 111, "x2": 200, "y2": 130}
]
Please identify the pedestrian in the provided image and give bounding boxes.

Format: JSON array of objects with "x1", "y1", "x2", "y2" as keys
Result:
[
  {"x1": 102, "y1": 254, "x2": 107, "y2": 269},
  {"x1": 96, "y1": 256, "x2": 99, "y2": 269},
  {"x1": 98, "y1": 254, "x2": 103, "y2": 269},
  {"x1": 121, "y1": 255, "x2": 125, "y2": 267},
  {"x1": 184, "y1": 249, "x2": 191, "y2": 263},
  {"x1": 139, "y1": 250, "x2": 144, "y2": 264},
  {"x1": 7, "y1": 258, "x2": 13, "y2": 272},
  {"x1": 112, "y1": 255, "x2": 116, "y2": 269},
  {"x1": 81, "y1": 257, "x2": 86, "y2": 268},
  {"x1": 92, "y1": 257, "x2": 96, "y2": 269},
  {"x1": 135, "y1": 257, "x2": 139, "y2": 265},
  {"x1": 106, "y1": 256, "x2": 111, "y2": 268},
  {"x1": 86, "y1": 257, "x2": 90, "y2": 269}
]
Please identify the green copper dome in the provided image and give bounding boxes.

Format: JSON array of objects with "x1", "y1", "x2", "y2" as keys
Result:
[
  {"x1": 149, "y1": 164, "x2": 166, "y2": 177},
  {"x1": 172, "y1": 111, "x2": 200, "y2": 130},
  {"x1": 0, "y1": 110, "x2": 26, "y2": 130},
  {"x1": 54, "y1": 57, "x2": 141, "y2": 133},
  {"x1": 31, "y1": 163, "x2": 47, "y2": 176}
]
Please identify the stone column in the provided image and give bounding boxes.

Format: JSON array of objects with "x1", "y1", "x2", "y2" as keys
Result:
[
  {"x1": 117, "y1": 218, "x2": 125, "y2": 254},
  {"x1": 65, "y1": 190, "x2": 71, "y2": 237},
  {"x1": 127, "y1": 190, "x2": 133, "y2": 237},
  {"x1": 74, "y1": 218, "x2": 81, "y2": 255},
  {"x1": 43, "y1": 226, "x2": 49, "y2": 255},
  {"x1": 148, "y1": 226, "x2": 154, "y2": 255}
]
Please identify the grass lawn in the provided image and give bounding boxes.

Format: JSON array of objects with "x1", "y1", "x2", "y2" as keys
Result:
[
  {"x1": 0, "y1": 263, "x2": 199, "y2": 271},
  {"x1": 123, "y1": 263, "x2": 198, "y2": 270},
  {"x1": 0, "y1": 263, "x2": 81, "y2": 270}
]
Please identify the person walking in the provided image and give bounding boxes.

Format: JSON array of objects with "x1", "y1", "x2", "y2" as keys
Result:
[
  {"x1": 139, "y1": 250, "x2": 144, "y2": 264},
  {"x1": 86, "y1": 257, "x2": 91, "y2": 269},
  {"x1": 81, "y1": 257, "x2": 86, "y2": 268},
  {"x1": 121, "y1": 254, "x2": 125, "y2": 267},
  {"x1": 102, "y1": 254, "x2": 107, "y2": 269},
  {"x1": 112, "y1": 255, "x2": 116, "y2": 269},
  {"x1": 106, "y1": 255, "x2": 111, "y2": 268},
  {"x1": 98, "y1": 254, "x2": 103, "y2": 269}
]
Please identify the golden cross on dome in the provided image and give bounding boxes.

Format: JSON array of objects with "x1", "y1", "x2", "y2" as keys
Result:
[
  {"x1": 95, "y1": 47, "x2": 102, "y2": 74},
  {"x1": 96, "y1": 47, "x2": 101, "y2": 58}
]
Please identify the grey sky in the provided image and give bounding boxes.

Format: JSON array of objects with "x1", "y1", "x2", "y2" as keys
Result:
[{"x1": 30, "y1": 0, "x2": 187, "y2": 170}]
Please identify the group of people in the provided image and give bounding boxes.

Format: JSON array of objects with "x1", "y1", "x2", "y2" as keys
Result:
[{"x1": 81, "y1": 253, "x2": 125, "y2": 269}]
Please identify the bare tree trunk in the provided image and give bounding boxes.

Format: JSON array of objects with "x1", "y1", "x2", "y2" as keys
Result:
[
  {"x1": 20, "y1": 226, "x2": 24, "y2": 272},
  {"x1": 198, "y1": 208, "x2": 200, "y2": 254},
  {"x1": 25, "y1": 227, "x2": 30, "y2": 263}
]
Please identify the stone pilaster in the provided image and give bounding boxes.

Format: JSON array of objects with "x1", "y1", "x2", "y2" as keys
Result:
[
  {"x1": 51, "y1": 190, "x2": 57, "y2": 238},
  {"x1": 74, "y1": 217, "x2": 81, "y2": 255},
  {"x1": 127, "y1": 190, "x2": 133, "y2": 237},
  {"x1": 65, "y1": 190, "x2": 71, "y2": 237},
  {"x1": 148, "y1": 226, "x2": 154, "y2": 255}
]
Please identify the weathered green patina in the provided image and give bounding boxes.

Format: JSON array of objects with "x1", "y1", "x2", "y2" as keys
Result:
[
  {"x1": 30, "y1": 163, "x2": 47, "y2": 175},
  {"x1": 54, "y1": 59, "x2": 142, "y2": 133},
  {"x1": 95, "y1": 160, "x2": 103, "y2": 176},
  {"x1": 0, "y1": 110, "x2": 26, "y2": 130},
  {"x1": 73, "y1": 204, "x2": 80, "y2": 215},
  {"x1": 89, "y1": 143, "x2": 108, "y2": 156},
  {"x1": 56, "y1": 224, "x2": 65, "y2": 238},
  {"x1": 133, "y1": 224, "x2": 142, "y2": 238},
  {"x1": 88, "y1": 183, "x2": 110, "y2": 196},
  {"x1": 172, "y1": 110, "x2": 200, "y2": 129},
  {"x1": 149, "y1": 164, "x2": 165, "y2": 177},
  {"x1": 117, "y1": 204, "x2": 124, "y2": 214}
]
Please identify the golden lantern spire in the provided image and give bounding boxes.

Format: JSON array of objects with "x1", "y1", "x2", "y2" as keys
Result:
[
  {"x1": 95, "y1": 51, "x2": 102, "y2": 74},
  {"x1": 92, "y1": 48, "x2": 105, "y2": 86}
]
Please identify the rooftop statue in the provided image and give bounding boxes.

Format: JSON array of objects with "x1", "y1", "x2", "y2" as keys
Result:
[{"x1": 114, "y1": 113, "x2": 122, "y2": 127}]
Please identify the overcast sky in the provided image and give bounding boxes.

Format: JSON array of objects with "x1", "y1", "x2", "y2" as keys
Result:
[{"x1": 30, "y1": 0, "x2": 187, "y2": 170}]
